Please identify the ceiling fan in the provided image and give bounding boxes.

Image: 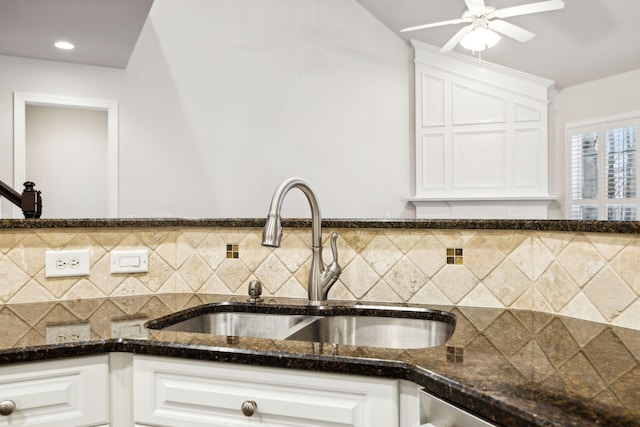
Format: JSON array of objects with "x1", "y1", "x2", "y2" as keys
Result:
[{"x1": 401, "y1": 0, "x2": 565, "y2": 53}]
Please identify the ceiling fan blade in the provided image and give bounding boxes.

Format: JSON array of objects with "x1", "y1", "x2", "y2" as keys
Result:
[
  {"x1": 464, "y1": 0, "x2": 486, "y2": 13},
  {"x1": 400, "y1": 18, "x2": 467, "y2": 33},
  {"x1": 439, "y1": 25, "x2": 474, "y2": 53},
  {"x1": 490, "y1": 0, "x2": 565, "y2": 19},
  {"x1": 488, "y1": 20, "x2": 535, "y2": 43}
]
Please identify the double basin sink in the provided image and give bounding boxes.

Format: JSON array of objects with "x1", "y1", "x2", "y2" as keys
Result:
[{"x1": 147, "y1": 302, "x2": 456, "y2": 350}]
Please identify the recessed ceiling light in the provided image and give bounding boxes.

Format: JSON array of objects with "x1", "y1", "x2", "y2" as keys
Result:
[{"x1": 54, "y1": 41, "x2": 75, "y2": 50}]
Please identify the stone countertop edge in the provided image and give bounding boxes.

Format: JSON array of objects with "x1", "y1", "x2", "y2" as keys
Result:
[
  {"x1": 0, "y1": 338, "x2": 536, "y2": 427},
  {"x1": 1, "y1": 217, "x2": 640, "y2": 233},
  {"x1": 1, "y1": 292, "x2": 635, "y2": 427}
]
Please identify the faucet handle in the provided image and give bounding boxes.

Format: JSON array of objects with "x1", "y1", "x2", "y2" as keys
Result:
[
  {"x1": 324, "y1": 233, "x2": 342, "y2": 281},
  {"x1": 329, "y1": 232, "x2": 339, "y2": 265}
]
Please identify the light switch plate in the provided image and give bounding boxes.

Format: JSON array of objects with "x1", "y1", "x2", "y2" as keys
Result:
[
  {"x1": 45, "y1": 249, "x2": 91, "y2": 278},
  {"x1": 111, "y1": 250, "x2": 149, "y2": 274}
]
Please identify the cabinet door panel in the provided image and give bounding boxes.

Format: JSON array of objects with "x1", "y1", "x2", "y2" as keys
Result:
[
  {"x1": 134, "y1": 355, "x2": 398, "y2": 427},
  {"x1": 0, "y1": 356, "x2": 109, "y2": 427}
]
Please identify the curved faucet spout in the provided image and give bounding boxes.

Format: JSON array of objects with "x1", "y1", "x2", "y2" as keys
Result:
[{"x1": 261, "y1": 177, "x2": 341, "y2": 304}]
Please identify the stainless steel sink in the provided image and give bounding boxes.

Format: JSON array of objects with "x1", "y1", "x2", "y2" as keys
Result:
[
  {"x1": 161, "y1": 312, "x2": 313, "y2": 340},
  {"x1": 148, "y1": 303, "x2": 456, "y2": 349},
  {"x1": 286, "y1": 315, "x2": 454, "y2": 349}
]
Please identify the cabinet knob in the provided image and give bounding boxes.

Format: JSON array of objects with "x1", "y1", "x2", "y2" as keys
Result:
[
  {"x1": 0, "y1": 400, "x2": 16, "y2": 416},
  {"x1": 241, "y1": 400, "x2": 257, "y2": 417}
]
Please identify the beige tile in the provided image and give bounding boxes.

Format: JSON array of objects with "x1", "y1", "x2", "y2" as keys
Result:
[
  {"x1": 535, "y1": 262, "x2": 580, "y2": 312},
  {"x1": 483, "y1": 260, "x2": 530, "y2": 306},
  {"x1": 537, "y1": 232, "x2": 574, "y2": 255},
  {"x1": 464, "y1": 235, "x2": 505, "y2": 280},
  {"x1": 340, "y1": 256, "x2": 380, "y2": 299},
  {"x1": 408, "y1": 281, "x2": 453, "y2": 306},
  {"x1": 508, "y1": 237, "x2": 533, "y2": 280},
  {"x1": 609, "y1": 240, "x2": 640, "y2": 295},
  {"x1": 0, "y1": 231, "x2": 20, "y2": 253},
  {"x1": 486, "y1": 231, "x2": 529, "y2": 255},
  {"x1": 560, "y1": 293, "x2": 607, "y2": 324},
  {"x1": 384, "y1": 257, "x2": 428, "y2": 301},
  {"x1": 140, "y1": 253, "x2": 174, "y2": 292},
  {"x1": 583, "y1": 267, "x2": 635, "y2": 321},
  {"x1": 36, "y1": 230, "x2": 76, "y2": 247},
  {"x1": 7, "y1": 234, "x2": 48, "y2": 277},
  {"x1": 0, "y1": 257, "x2": 30, "y2": 302},
  {"x1": 63, "y1": 279, "x2": 106, "y2": 300},
  {"x1": 339, "y1": 229, "x2": 376, "y2": 253},
  {"x1": 532, "y1": 237, "x2": 555, "y2": 281},
  {"x1": 254, "y1": 253, "x2": 292, "y2": 293},
  {"x1": 196, "y1": 232, "x2": 227, "y2": 270},
  {"x1": 532, "y1": 288, "x2": 555, "y2": 314},
  {"x1": 613, "y1": 301, "x2": 640, "y2": 330},
  {"x1": 214, "y1": 258, "x2": 252, "y2": 292},
  {"x1": 89, "y1": 229, "x2": 128, "y2": 250},
  {"x1": 178, "y1": 254, "x2": 213, "y2": 291},
  {"x1": 363, "y1": 280, "x2": 402, "y2": 303},
  {"x1": 274, "y1": 232, "x2": 311, "y2": 273},
  {"x1": 459, "y1": 284, "x2": 503, "y2": 308},
  {"x1": 8, "y1": 281, "x2": 55, "y2": 304},
  {"x1": 239, "y1": 232, "x2": 272, "y2": 271},
  {"x1": 512, "y1": 288, "x2": 534, "y2": 310},
  {"x1": 385, "y1": 230, "x2": 422, "y2": 254},
  {"x1": 176, "y1": 230, "x2": 209, "y2": 266},
  {"x1": 360, "y1": 235, "x2": 403, "y2": 276},
  {"x1": 556, "y1": 237, "x2": 606, "y2": 287},
  {"x1": 155, "y1": 232, "x2": 177, "y2": 269},
  {"x1": 111, "y1": 277, "x2": 150, "y2": 297},
  {"x1": 89, "y1": 253, "x2": 126, "y2": 295},
  {"x1": 406, "y1": 234, "x2": 446, "y2": 278},
  {"x1": 277, "y1": 278, "x2": 308, "y2": 299},
  {"x1": 432, "y1": 265, "x2": 478, "y2": 304},
  {"x1": 199, "y1": 274, "x2": 233, "y2": 296},
  {"x1": 585, "y1": 232, "x2": 631, "y2": 261},
  {"x1": 432, "y1": 230, "x2": 476, "y2": 248}
]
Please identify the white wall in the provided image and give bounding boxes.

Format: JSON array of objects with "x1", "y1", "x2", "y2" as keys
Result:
[
  {"x1": 551, "y1": 68, "x2": 640, "y2": 217},
  {"x1": 26, "y1": 106, "x2": 108, "y2": 218},
  {"x1": 0, "y1": 0, "x2": 412, "y2": 219}
]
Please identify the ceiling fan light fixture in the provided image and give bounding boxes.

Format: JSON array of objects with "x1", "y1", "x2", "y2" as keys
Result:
[{"x1": 459, "y1": 27, "x2": 501, "y2": 52}]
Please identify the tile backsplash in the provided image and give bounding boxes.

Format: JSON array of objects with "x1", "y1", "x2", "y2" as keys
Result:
[{"x1": 1, "y1": 226, "x2": 639, "y2": 330}]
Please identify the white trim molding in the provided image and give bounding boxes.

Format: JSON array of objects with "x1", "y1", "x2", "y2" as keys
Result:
[
  {"x1": 410, "y1": 40, "x2": 555, "y2": 219},
  {"x1": 13, "y1": 92, "x2": 119, "y2": 218}
]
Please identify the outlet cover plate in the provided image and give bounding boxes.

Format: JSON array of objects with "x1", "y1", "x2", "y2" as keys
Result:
[
  {"x1": 111, "y1": 249, "x2": 149, "y2": 274},
  {"x1": 45, "y1": 323, "x2": 91, "y2": 344},
  {"x1": 45, "y1": 249, "x2": 90, "y2": 278}
]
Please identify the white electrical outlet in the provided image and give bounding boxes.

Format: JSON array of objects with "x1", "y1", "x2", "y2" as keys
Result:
[
  {"x1": 45, "y1": 249, "x2": 91, "y2": 278},
  {"x1": 45, "y1": 323, "x2": 91, "y2": 344}
]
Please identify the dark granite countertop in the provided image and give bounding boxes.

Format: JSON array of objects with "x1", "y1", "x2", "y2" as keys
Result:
[
  {"x1": 2, "y1": 217, "x2": 640, "y2": 234},
  {"x1": 0, "y1": 294, "x2": 638, "y2": 427}
]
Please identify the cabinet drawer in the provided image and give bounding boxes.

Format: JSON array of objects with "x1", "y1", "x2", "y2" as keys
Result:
[
  {"x1": 0, "y1": 355, "x2": 109, "y2": 427},
  {"x1": 134, "y1": 355, "x2": 398, "y2": 427}
]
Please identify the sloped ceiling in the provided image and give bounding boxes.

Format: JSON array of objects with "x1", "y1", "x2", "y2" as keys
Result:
[
  {"x1": 356, "y1": 0, "x2": 640, "y2": 88},
  {"x1": 0, "y1": 0, "x2": 153, "y2": 68},
  {"x1": 0, "y1": 1, "x2": 638, "y2": 89}
]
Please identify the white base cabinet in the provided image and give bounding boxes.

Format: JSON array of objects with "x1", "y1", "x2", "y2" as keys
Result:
[
  {"x1": 0, "y1": 355, "x2": 109, "y2": 427},
  {"x1": 133, "y1": 355, "x2": 399, "y2": 427},
  {"x1": 0, "y1": 353, "x2": 497, "y2": 427}
]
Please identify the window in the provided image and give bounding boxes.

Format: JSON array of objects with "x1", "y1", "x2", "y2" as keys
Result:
[{"x1": 569, "y1": 117, "x2": 639, "y2": 220}]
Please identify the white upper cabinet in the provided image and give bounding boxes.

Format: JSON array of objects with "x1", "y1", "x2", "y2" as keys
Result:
[{"x1": 411, "y1": 40, "x2": 554, "y2": 219}]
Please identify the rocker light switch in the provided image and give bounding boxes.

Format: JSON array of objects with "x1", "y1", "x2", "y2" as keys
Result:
[{"x1": 111, "y1": 250, "x2": 148, "y2": 274}]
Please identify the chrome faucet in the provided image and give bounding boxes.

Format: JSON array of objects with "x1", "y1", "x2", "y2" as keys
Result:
[{"x1": 262, "y1": 178, "x2": 341, "y2": 305}]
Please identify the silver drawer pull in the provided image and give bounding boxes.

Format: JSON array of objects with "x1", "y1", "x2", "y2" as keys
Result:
[
  {"x1": 0, "y1": 400, "x2": 16, "y2": 416},
  {"x1": 241, "y1": 400, "x2": 257, "y2": 417}
]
